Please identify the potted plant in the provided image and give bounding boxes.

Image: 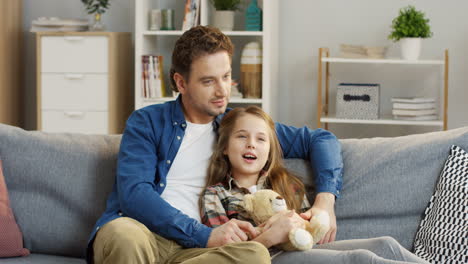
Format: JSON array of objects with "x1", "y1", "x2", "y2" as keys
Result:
[
  {"x1": 388, "y1": 5, "x2": 433, "y2": 60},
  {"x1": 81, "y1": 0, "x2": 110, "y2": 31},
  {"x1": 210, "y1": 0, "x2": 242, "y2": 31}
]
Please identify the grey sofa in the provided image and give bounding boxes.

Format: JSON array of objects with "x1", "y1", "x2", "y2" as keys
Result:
[{"x1": 1, "y1": 123, "x2": 467, "y2": 263}]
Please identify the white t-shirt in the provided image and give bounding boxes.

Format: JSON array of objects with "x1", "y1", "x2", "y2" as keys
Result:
[{"x1": 160, "y1": 121, "x2": 216, "y2": 222}]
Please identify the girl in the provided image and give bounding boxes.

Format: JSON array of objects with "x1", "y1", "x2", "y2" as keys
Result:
[
  {"x1": 201, "y1": 106, "x2": 308, "y2": 252},
  {"x1": 200, "y1": 106, "x2": 429, "y2": 264}
]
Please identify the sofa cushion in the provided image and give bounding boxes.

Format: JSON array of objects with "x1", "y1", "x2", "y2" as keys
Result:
[
  {"x1": 0, "y1": 160, "x2": 30, "y2": 257},
  {"x1": 413, "y1": 145, "x2": 468, "y2": 264},
  {"x1": 0, "y1": 124, "x2": 121, "y2": 258}
]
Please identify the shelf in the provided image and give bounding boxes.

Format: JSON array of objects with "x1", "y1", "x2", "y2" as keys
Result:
[
  {"x1": 317, "y1": 48, "x2": 449, "y2": 132},
  {"x1": 320, "y1": 114, "x2": 444, "y2": 127},
  {"x1": 143, "y1": 30, "x2": 263, "y2": 37},
  {"x1": 321, "y1": 57, "x2": 444, "y2": 65}
]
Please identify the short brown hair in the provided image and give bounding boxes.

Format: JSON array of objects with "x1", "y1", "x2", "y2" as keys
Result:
[{"x1": 170, "y1": 26, "x2": 234, "y2": 92}]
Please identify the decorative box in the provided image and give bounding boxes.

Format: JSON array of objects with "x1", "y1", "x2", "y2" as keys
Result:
[{"x1": 336, "y1": 83, "x2": 380, "y2": 119}]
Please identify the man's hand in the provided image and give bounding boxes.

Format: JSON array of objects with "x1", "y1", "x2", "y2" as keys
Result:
[
  {"x1": 206, "y1": 219, "x2": 258, "y2": 247},
  {"x1": 300, "y1": 192, "x2": 337, "y2": 244}
]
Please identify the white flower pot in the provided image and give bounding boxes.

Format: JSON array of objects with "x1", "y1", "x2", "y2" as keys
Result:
[
  {"x1": 213, "y1": 10, "x2": 235, "y2": 31},
  {"x1": 400, "y1": 38, "x2": 422, "y2": 60}
]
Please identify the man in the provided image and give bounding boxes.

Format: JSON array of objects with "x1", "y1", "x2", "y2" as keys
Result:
[{"x1": 87, "y1": 26, "x2": 342, "y2": 263}]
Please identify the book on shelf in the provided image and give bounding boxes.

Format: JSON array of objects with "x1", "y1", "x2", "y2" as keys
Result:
[
  {"x1": 392, "y1": 108, "x2": 437, "y2": 116},
  {"x1": 393, "y1": 115, "x2": 438, "y2": 121},
  {"x1": 393, "y1": 102, "x2": 436, "y2": 110},
  {"x1": 182, "y1": 0, "x2": 201, "y2": 31},
  {"x1": 391, "y1": 97, "x2": 436, "y2": 104},
  {"x1": 141, "y1": 55, "x2": 166, "y2": 99}
]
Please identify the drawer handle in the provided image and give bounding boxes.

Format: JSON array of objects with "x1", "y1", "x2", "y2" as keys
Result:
[
  {"x1": 343, "y1": 94, "x2": 371, "y2": 102},
  {"x1": 64, "y1": 73, "x2": 85, "y2": 80},
  {"x1": 63, "y1": 36, "x2": 84, "y2": 41},
  {"x1": 64, "y1": 111, "x2": 85, "y2": 119}
]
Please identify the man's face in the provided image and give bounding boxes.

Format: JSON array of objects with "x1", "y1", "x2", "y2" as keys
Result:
[{"x1": 178, "y1": 51, "x2": 232, "y2": 123}]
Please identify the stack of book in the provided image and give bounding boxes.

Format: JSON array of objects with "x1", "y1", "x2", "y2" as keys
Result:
[
  {"x1": 340, "y1": 44, "x2": 367, "y2": 58},
  {"x1": 30, "y1": 17, "x2": 88, "y2": 32},
  {"x1": 339, "y1": 44, "x2": 387, "y2": 59},
  {"x1": 141, "y1": 55, "x2": 166, "y2": 99},
  {"x1": 391, "y1": 97, "x2": 437, "y2": 121}
]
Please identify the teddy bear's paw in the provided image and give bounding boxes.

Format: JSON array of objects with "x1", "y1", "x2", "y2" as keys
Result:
[
  {"x1": 289, "y1": 228, "x2": 313, "y2": 251},
  {"x1": 312, "y1": 210, "x2": 330, "y2": 227}
]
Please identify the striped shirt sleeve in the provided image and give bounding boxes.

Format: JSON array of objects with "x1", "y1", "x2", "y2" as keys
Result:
[{"x1": 200, "y1": 186, "x2": 230, "y2": 228}]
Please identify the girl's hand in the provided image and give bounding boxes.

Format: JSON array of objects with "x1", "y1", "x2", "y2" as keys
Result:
[
  {"x1": 207, "y1": 219, "x2": 258, "y2": 247},
  {"x1": 254, "y1": 210, "x2": 305, "y2": 247}
]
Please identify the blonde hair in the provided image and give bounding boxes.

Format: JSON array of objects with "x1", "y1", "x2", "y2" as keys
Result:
[{"x1": 203, "y1": 106, "x2": 306, "y2": 211}]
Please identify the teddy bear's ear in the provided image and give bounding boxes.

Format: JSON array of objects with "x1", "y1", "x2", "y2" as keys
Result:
[{"x1": 243, "y1": 194, "x2": 254, "y2": 212}]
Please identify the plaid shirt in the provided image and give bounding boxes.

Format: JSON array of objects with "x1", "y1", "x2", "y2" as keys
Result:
[{"x1": 200, "y1": 174, "x2": 311, "y2": 228}]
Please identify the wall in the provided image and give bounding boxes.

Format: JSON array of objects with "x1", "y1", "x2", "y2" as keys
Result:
[
  {"x1": 278, "y1": 0, "x2": 468, "y2": 138},
  {"x1": 22, "y1": 1, "x2": 468, "y2": 138}
]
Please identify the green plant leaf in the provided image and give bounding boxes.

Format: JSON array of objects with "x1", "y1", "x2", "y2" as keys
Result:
[
  {"x1": 388, "y1": 5, "x2": 433, "y2": 41},
  {"x1": 81, "y1": 0, "x2": 111, "y2": 14}
]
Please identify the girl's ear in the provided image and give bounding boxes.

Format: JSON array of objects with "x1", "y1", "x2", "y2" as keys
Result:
[{"x1": 243, "y1": 194, "x2": 254, "y2": 212}]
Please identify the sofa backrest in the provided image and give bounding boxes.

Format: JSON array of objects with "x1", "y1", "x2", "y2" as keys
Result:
[
  {"x1": 286, "y1": 126, "x2": 468, "y2": 250},
  {"x1": 1, "y1": 123, "x2": 468, "y2": 257},
  {"x1": 0, "y1": 124, "x2": 121, "y2": 258}
]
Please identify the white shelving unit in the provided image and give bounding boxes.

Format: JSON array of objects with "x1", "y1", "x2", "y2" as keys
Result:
[
  {"x1": 317, "y1": 47, "x2": 449, "y2": 131},
  {"x1": 135, "y1": 0, "x2": 279, "y2": 119}
]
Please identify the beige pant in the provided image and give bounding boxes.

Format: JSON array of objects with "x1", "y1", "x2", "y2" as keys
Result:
[{"x1": 93, "y1": 217, "x2": 270, "y2": 264}]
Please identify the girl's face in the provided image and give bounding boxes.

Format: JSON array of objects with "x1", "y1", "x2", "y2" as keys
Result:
[{"x1": 224, "y1": 114, "x2": 271, "y2": 181}]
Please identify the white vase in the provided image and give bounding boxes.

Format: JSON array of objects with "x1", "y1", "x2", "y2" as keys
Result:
[
  {"x1": 400, "y1": 38, "x2": 422, "y2": 60},
  {"x1": 213, "y1": 10, "x2": 235, "y2": 31}
]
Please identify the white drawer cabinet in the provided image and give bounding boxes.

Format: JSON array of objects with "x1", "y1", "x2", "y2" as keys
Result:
[
  {"x1": 36, "y1": 32, "x2": 133, "y2": 134},
  {"x1": 41, "y1": 73, "x2": 108, "y2": 111},
  {"x1": 41, "y1": 36, "x2": 108, "y2": 73},
  {"x1": 42, "y1": 110, "x2": 108, "y2": 134}
]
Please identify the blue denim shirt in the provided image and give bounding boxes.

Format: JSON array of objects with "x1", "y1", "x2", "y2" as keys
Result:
[{"x1": 87, "y1": 96, "x2": 342, "y2": 259}]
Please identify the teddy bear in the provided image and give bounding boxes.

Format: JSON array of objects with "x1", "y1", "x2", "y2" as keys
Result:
[{"x1": 243, "y1": 189, "x2": 330, "y2": 251}]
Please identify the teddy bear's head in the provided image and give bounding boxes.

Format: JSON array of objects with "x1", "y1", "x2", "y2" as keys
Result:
[{"x1": 243, "y1": 189, "x2": 288, "y2": 224}]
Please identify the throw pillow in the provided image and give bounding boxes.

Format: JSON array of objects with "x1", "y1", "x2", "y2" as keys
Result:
[
  {"x1": 413, "y1": 145, "x2": 468, "y2": 264},
  {"x1": 0, "y1": 159, "x2": 30, "y2": 257}
]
